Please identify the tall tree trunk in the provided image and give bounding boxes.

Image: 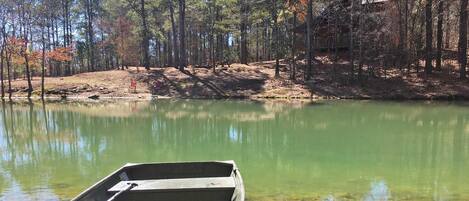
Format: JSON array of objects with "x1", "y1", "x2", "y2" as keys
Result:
[
  {"x1": 445, "y1": 2, "x2": 451, "y2": 49},
  {"x1": 459, "y1": 0, "x2": 468, "y2": 79},
  {"x1": 140, "y1": 0, "x2": 150, "y2": 70},
  {"x1": 41, "y1": 22, "x2": 46, "y2": 99},
  {"x1": 67, "y1": 0, "x2": 72, "y2": 46},
  {"x1": 398, "y1": 0, "x2": 405, "y2": 52},
  {"x1": 21, "y1": 5, "x2": 33, "y2": 98},
  {"x1": 424, "y1": 0, "x2": 433, "y2": 75},
  {"x1": 436, "y1": 0, "x2": 443, "y2": 71},
  {"x1": 167, "y1": 31, "x2": 173, "y2": 66},
  {"x1": 6, "y1": 52, "x2": 11, "y2": 100},
  {"x1": 416, "y1": 0, "x2": 425, "y2": 73},
  {"x1": 272, "y1": 0, "x2": 279, "y2": 77},
  {"x1": 398, "y1": 0, "x2": 408, "y2": 69},
  {"x1": 256, "y1": 23, "x2": 259, "y2": 62},
  {"x1": 3, "y1": 33, "x2": 12, "y2": 99},
  {"x1": 168, "y1": 0, "x2": 179, "y2": 67},
  {"x1": 215, "y1": 7, "x2": 223, "y2": 67},
  {"x1": 240, "y1": 0, "x2": 248, "y2": 64},
  {"x1": 202, "y1": 32, "x2": 206, "y2": 65},
  {"x1": 51, "y1": 17, "x2": 56, "y2": 50},
  {"x1": 63, "y1": 0, "x2": 67, "y2": 47},
  {"x1": 333, "y1": 10, "x2": 339, "y2": 78},
  {"x1": 63, "y1": 0, "x2": 71, "y2": 75},
  {"x1": 358, "y1": 1, "x2": 363, "y2": 81},
  {"x1": 23, "y1": 43, "x2": 33, "y2": 98},
  {"x1": 306, "y1": 0, "x2": 313, "y2": 80},
  {"x1": 188, "y1": 24, "x2": 193, "y2": 65},
  {"x1": 155, "y1": 39, "x2": 160, "y2": 67},
  {"x1": 86, "y1": 0, "x2": 95, "y2": 72},
  {"x1": 209, "y1": 30, "x2": 214, "y2": 71},
  {"x1": 178, "y1": 0, "x2": 186, "y2": 70},
  {"x1": 349, "y1": 0, "x2": 355, "y2": 79},
  {"x1": 163, "y1": 36, "x2": 169, "y2": 66},
  {"x1": 0, "y1": 39, "x2": 4, "y2": 99},
  {"x1": 402, "y1": 0, "x2": 410, "y2": 72},
  {"x1": 0, "y1": 24, "x2": 5, "y2": 99},
  {"x1": 291, "y1": 11, "x2": 297, "y2": 80}
]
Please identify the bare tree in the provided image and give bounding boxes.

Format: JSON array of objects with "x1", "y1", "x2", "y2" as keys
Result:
[
  {"x1": 178, "y1": 0, "x2": 186, "y2": 70},
  {"x1": 436, "y1": 0, "x2": 443, "y2": 71},
  {"x1": 306, "y1": 0, "x2": 313, "y2": 80},
  {"x1": 168, "y1": 0, "x2": 179, "y2": 67},
  {"x1": 349, "y1": 0, "x2": 355, "y2": 80},
  {"x1": 459, "y1": 0, "x2": 468, "y2": 79},
  {"x1": 140, "y1": 0, "x2": 150, "y2": 70},
  {"x1": 240, "y1": 0, "x2": 248, "y2": 64},
  {"x1": 291, "y1": 11, "x2": 297, "y2": 80},
  {"x1": 424, "y1": 0, "x2": 433, "y2": 75},
  {"x1": 0, "y1": 24, "x2": 5, "y2": 98}
]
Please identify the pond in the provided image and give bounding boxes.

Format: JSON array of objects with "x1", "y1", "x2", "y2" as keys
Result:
[{"x1": 0, "y1": 100, "x2": 468, "y2": 201}]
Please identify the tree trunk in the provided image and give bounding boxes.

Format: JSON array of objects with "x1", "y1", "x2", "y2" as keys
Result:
[
  {"x1": 140, "y1": 0, "x2": 150, "y2": 70},
  {"x1": 459, "y1": 0, "x2": 468, "y2": 79},
  {"x1": 63, "y1": 0, "x2": 71, "y2": 75},
  {"x1": 424, "y1": 0, "x2": 433, "y2": 75},
  {"x1": 358, "y1": 1, "x2": 363, "y2": 81},
  {"x1": 436, "y1": 0, "x2": 443, "y2": 71},
  {"x1": 398, "y1": 0, "x2": 409, "y2": 69},
  {"x1": 272, "y1": 0, "x2": 280, "y2": 77},
  {"x1": 445, "y1": 2, "x2": 451, "y2": 49},
  {"x1": 3, "y1": 33, "x2": 12, "y2": 99},
  {"x1": 86, "y1": 0, "x2": 95, "y2": 72},
  {"x1": 0, "y1": 24, "x2": 5, "y2": 99},
  {"x1": 188, "y1": 24, "x2": 192, "y2": 65},
  {"x1": 21, "y1": 5, "x2": 33, "y2": 98},
  {"x1": 291, "y1": 11, "x2": 297, "y2": 80},
  {"x1": 402, "y1": 0, "x2": 410, "y2": 72},
  {"x1": 306, "y1": 0, "x2": 313, "y2": 80},
  {"x1": 41, "y1": 21, "x2": 46, "y2": 99},
  {"x1": 51, "y1": 17, "x2": 56, "y2": 50},
  {"x1": 256, "y1": 23, "x2": 259, "y2": 62},
  {"x1": 168, "y1": 0, "x2": 179, "y2": 67},
  {"x1": 167, "y1": 31, "x2": 173, "y2": 67},
  {"x1": 240, "y1": 0, "x2": 248, "y2": 64},
  {"x1": 209, "y1": 30, "x2": 214, "y2": 71},
  {"x1": 349, "y1": 0, "x2": 355, "y2": 79},
  {"x1": 178, "y1": 0, "x2": 186, "y2": 70},
  {"x1": 0, "y1": 38, "x2": 4, "y2": 99},
  {"x1": 23, "y1": 43, "x2": 33, "y2": 98},
  {"x1": 202, "y1": 32, "x2": 206, "y2": 65}
]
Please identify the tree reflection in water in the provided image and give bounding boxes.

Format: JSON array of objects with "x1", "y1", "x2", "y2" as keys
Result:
[{"x1": 0, "y1": 100, "x2": 468, "y2": 201}]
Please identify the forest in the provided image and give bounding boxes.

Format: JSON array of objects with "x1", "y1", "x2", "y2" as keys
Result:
[{"x1": 0, "y1": 0, "x2": 468, "y2": 99}]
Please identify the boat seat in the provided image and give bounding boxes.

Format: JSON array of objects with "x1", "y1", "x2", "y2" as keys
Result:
[{"x1": 107, "y1": 177, "x2": 235, "y2": 193}]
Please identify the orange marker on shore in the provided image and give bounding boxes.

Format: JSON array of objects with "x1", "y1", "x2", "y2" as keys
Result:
[{"x1": 130, "y1": 79, "x2": 137, "y2": 93}]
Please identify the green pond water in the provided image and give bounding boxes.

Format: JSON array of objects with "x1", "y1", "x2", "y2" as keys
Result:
[{"x1": 0, "y1": 100, "x2": 469, "y2": 201}]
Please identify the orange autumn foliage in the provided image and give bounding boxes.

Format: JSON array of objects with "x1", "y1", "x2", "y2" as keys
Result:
[
  {"x1": 6, "y1": 37, "x2": 25, "y2": 56},
  {"x1": 4, "y1": 36, "x2": 72, "y2": 72},
  {"x1": 286, "y1": 0, "x2": 308, "y2": 20},
  {"x1": 47, "y1": 47, "x2": 73, "y2": 62},
  {"x1": 6, "y1": 37, "x2": 40, "y2": 67}
]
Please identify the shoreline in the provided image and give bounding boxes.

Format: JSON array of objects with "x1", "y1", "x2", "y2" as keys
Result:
[
  {"x1": 6, "y1": 62, "x2": 469, "y2": 102},
  {"x1": 3, "y1": 93, "x2": 469, "y2": 102}
]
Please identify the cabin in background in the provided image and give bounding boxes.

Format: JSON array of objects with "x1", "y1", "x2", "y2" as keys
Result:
[{"x1": 293, "y1": 0, "x2": 393, "y2": 51}]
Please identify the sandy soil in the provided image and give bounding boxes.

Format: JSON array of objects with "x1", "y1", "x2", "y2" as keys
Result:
[
  {"x1": 7, "y1": 57, "x2": 469, "y2": 100},
  {"x1": 9, "y1": 69, "x2": 152, "y2": 99}
]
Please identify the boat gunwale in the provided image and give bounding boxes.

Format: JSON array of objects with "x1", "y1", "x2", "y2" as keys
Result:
[
  {"x1": 71, "y1": 160, "x2": 242, "y2": 201},
  {"x1": 231, "y1": 161, "x2": 245, "y2": 201}
]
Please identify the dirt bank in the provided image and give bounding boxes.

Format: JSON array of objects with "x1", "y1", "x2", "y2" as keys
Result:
[
  {"x1": 9, "y1": 70, "x2": 152, "y2": 99},
  {"x1": 7, "y1": 60, "x2": 469, "y2": 100}
]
